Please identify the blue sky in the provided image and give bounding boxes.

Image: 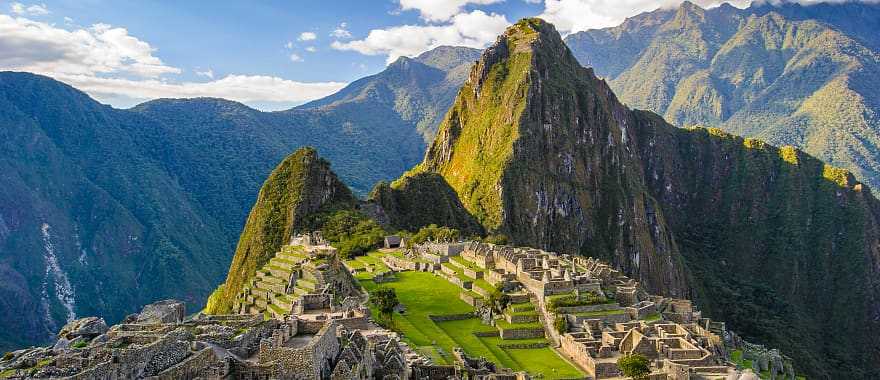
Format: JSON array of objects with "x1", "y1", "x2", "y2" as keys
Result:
[{"x1": 0, "y1": 0, "x2": 759, "y2": 110}]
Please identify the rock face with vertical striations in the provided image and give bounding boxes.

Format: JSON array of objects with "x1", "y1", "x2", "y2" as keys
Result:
[
  {"x1": 383, "y1": 18, "x2": 880, "y2": 378},
  {"x1": 206, "y1": 147, "x2": 356, "y2": 314}
]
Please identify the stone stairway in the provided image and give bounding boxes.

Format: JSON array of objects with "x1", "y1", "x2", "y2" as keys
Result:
[{"x1": 233, "y1": 243, "x2": 321, "y2": 318}]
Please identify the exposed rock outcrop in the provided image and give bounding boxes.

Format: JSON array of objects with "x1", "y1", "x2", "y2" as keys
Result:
[{"x1": 136, "y1": 299, "x2": 186, "y2": 324}]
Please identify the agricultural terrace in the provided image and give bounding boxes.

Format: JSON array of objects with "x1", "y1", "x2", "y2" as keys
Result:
[{"x1": 346, "y1": 251, "x2": 583, "y2": 379}]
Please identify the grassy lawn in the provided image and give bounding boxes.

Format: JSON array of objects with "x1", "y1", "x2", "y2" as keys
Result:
[
  {"x1": 359, "y1": 271, "x2": 583, "y2": 379},
  {"x1": 450, "y1": 255, "x2": 484, "y2": 271},
  {"x1": 573, "y1": 308, "x2": 625, "y2": 318}
]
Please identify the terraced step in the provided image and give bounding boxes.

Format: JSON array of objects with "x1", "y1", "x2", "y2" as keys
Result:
[
  {"x1": 267, "y1": 303, "x2": 287, "y2": 318},
  {"x1": 272, "y1": 293, "x2": 293, "y2": 308},
  {"x1": 267, "y1": 266, "x2": 292, "y2": 279},
  {"x1": 296, "y1": 279, "x2": 316, "y2": 291},
  {"x1": 268, "y1": 258, "x2": 296, "y2": 271},
  {"x1": 256, "y1": 281, "x2": 286, "y2": 294}
]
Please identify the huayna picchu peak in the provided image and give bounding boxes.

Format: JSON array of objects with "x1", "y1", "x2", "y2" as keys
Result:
[{"x1": 2, "y1": 7, "x2": 880, "y2": 380}]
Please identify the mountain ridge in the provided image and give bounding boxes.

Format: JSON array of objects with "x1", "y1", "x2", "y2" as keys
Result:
[{"x1": 564, "y1": 1, "x2": 880, "y2": 193}]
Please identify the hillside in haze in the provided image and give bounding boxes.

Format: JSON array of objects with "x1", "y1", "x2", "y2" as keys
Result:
[
  {"x1": 0, "y1": 45, "x2": 479, "y2": 351},
  {"x1": 369, "y1": 19, "x2": 879, "y2": 378},
  {"x1": 565, "y1": 0, "x2": 880, "y2": 191}
]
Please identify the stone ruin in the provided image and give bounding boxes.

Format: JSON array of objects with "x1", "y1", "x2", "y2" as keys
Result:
[{"x1": 1, "y1": 234, "x2": 799, "y2": 379}]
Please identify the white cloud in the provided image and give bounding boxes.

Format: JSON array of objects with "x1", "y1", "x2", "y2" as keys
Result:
[
  {"x1": 54, "y1": 73, "x2": 347, "y2": 110},
  {"x1": 398, "y1": 0, "x2": 503, "y2": 21},
  {"x1": 289, "y1": 53, "x2": 303, "y2": 62},
  {"x1": 0, "y1": 14, "x2": 179, "y2": 77},
  {"x1": 285, "y1": 41, "x2": 294, "y2": 49},
  {"x1": 0, "y1": 13, "x2": 345, "y2": 110},
  {"x1": 305, "y1": 46, "x2": 317, "y2": 52},
  {"x1": 332, "y1": 10, "x2": 509, "y2": 63},
  {"x1": 195, "y1": 68, "x2": 214, "y2": 79},
  {"x1": 538, "y1": 0, "x2": 752, "y2": 34},
  {"x1": 330, "y1": 22, "x2": 352, "y2": 39},
  {"x1": 10, "y1": 2, "x2": 49, "y2": 16},
  {"x1": 298, "y1": 31, "x2": 317, "y2": 41}
]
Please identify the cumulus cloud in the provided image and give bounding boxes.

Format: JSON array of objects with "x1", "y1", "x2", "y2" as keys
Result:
[
  {"x1": 0, "y1": 14, "x2": 346, "y2": 110},
  {"x1": 55, "y1": 73, "x2": 346, "y2": 110},
  {"x1": 0, "y1": 14, "x2": 179, "y2": 77},
  {"x1": 330, "y1": 22, "x2": 352, "y2": 39},
  {"x1": 195, "y1": 68, "x2": 214, "y2": 79},
  {"x1": 305, "y1": 46, "x2": 317, "y2": 52},
  {"x1": 332, "y1": 10, "x2": 509, "y2": 63},
  {"x1": 298, "y1": 31, "x2": 317, "y2": 41},
  {"x1": 538, "y1": 0, "x2": 753, "y2": 34},
  {"x1": 398, "y1": 0, "x2": 503, "y2": 21},
  {"x1": 10, "y1": 2, "x2": 48, "y2": 16},
  {"x1": 289, "y1": 53, "x2": 303, "y2": 62}
]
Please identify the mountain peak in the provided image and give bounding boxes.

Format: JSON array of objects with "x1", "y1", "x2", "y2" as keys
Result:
[{"x1": 206, "y1": 146, "x2": 356, "y2": 313}]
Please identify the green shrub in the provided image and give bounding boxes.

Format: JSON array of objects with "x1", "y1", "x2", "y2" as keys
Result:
[
  {"x1": 548, "y1": 292, "x2": 608, "y2": 311},
  {"x1": 483, "y1": 234, "x2": 509, "y2": 245},
  {"x1": 371, "y1": 287, "x2": 399, "y2": 319},
  {"x1": 554, "y1": 316, "x2": 567, "y2": 334},
  {"x1": 71, "y1": 340, "x2": 88, "y2": 349},
  {"x1": 618, "y1": 354, "x2": 650, "y2": 380},
  {"x1": 409, "y1": 224, "x2": 461, "y2": 245},
  {"x1": 2, "y1": 352, "x2": 12, "y2": 361},
  {"x1": 316, "y1": 209, "x2": 386, "y2": 259}
]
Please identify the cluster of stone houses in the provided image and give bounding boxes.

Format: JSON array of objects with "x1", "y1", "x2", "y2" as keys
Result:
[{"x1": 383, "y1": 240, "x2": 798, "y2": 380}]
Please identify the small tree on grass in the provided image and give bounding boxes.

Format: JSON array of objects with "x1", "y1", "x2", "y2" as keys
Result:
[
  {"x1": 487, "y1": 289, "x2": 510, "y2": 315},
  {"x1": 617, "y1": 353, "x2": 651, "y2": 380},
  {"x1": 371, "y1": 287, "x2": 399, "y2": 326}
]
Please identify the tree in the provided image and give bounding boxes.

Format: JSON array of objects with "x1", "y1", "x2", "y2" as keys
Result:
[
  {"x1": 617, "y1": 354, "x2": 651, "y2": 380},
  {"x1": 409, "y1": 224, "x2": 461, "y2": 245},
  {"x1": 483, "y1": 234, "x2": 509, "y2": 245},
  {"x1": 487, "y1": 289, "x2": 510, "y2": 315},
  {"x1": 554, "y1": 316, "x2": 567, "y2": 334},
  {"x1": 371, "y1": 287, "x2": 399, "y2": 323}
]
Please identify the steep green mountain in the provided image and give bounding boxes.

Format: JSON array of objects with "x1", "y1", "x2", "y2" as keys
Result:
[
  {"x1": 379, "y1": 19, "x2": 880, "y2": 378},
  {"x1": 206, "y1": 147, "x2": 355, "y2": 314},
  {"x1": 0, "y1": 74, "x2": 230, "y2": 349},
  {"x1": 564, "y1": 1, "x2": 880, "y2": 192},
  {"x1": 0, "y1": 45, "x2": 479, "y2": 351}
]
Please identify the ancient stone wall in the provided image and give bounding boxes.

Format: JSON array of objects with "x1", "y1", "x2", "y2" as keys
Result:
[
  {"x1": 154, "y1": 347, "x2": 219, "y2": 380},
  {"x1": 428, "y1": 313, "x2": 474, "y2": 322}
]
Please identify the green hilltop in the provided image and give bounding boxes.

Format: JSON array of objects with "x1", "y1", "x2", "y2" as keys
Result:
[{"x1": 206, "y1": 147, "x2": 356, "y2": 314}]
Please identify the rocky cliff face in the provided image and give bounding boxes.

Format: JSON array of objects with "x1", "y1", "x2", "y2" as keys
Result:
[
  {"x1": 206, "y1": 147, "x2": 355, "y2": 314},
  {"x1": 412, "y1": 19, "x2": 689, "y2": 298},
  {"x1": 392, "y1": 19, "x2": 880, "y2": 378}
]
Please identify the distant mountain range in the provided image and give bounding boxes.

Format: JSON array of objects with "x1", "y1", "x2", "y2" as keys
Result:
[
  {"x1": 0, "y1": 46, "x2": 479, "y2": 350},
  {"x1": 565, "y1": 0, "x2": 880, "y2": 189}
]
